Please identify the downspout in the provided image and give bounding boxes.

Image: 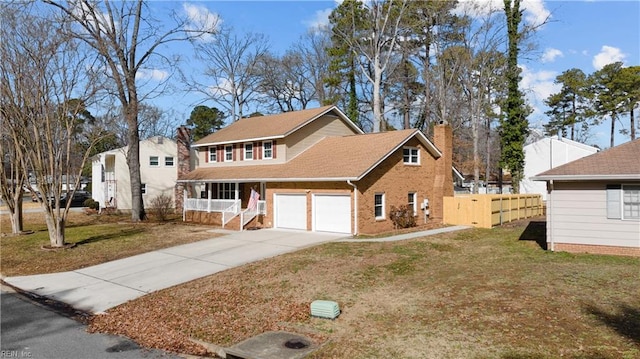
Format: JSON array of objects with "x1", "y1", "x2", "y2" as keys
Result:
[
  {"x1": 347, "y1": 180, "x2": 358, "y2": 236},
  {"x1": 549, "y1": 179, "x2": 554, "y2": 252}
]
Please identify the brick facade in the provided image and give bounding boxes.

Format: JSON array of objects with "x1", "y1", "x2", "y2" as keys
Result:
[{"x1": 552, "y1": 243, "x2": 640, "y2": 257}]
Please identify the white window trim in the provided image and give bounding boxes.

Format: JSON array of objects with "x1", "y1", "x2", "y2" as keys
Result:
[
  {"x1": 225, "y1": 145, "x2": 233, "y2": 162},
  {"x1": 165, "y1": 156, "x2": 174, "y2": 167},
  {"x1": 409, "y1": 192, "x2": 417, "y2": 216},
  {"x1": 374, "y1": 193, "x2": 385, "y2": 220},
  {"x1": 403, "y1": 146, "x2": 419, "y2": 165},
  {"x1": 263, "y1": 140, "x2": 273, "y2": 160},
  {"x1": 208, "y1": 146, "x2": 217, "y2": 162},
  {"x1": 149, "y1": 156, "x2": 159, "y2": 167},
  {"x1": 244, "y1": 143, "x2": 253, "y2": 161},
  {"x1": 606, "y1": 184, "x2": 640, "y2": 221}
]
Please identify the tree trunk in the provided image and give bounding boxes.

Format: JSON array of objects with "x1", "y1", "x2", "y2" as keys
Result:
[
  {"x1": 485, "y1": 116, "x2": 491, "y2": 187},
  {"x1": 125, "y1": 97, "x2": 146, "y2": 221},
  {"x1": 373, "y1": 58, "x2": 383, "y2": 132},
  {"x1": 473, "y1": 115, "x2": 480, "y2": 194},
  {"x1": 9, "y1": 191, "x2": 24, "y2": 234},
  {"x1": 631, "y1": 106, "x2": 636, "y2": 141},
  {"x1": 610, "y1": 115, "x2": 615, "y2": 148},
  {"x1": 44, "y1": 211, "x2": 65, "y2": 247}
]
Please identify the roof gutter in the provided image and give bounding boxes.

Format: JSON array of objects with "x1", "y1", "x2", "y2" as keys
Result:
[
  {"x1": 177, "y1": 177, "x2": 359, "y2": 184},
  {"x1": 347, "y1": 180, "x2": 358, "y2": 236},
  {"x1": 531, "y1": 174, "x2": 640, "y2": 181}
]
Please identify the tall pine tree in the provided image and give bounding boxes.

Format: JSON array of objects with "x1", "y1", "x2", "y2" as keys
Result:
[{"x1": 500, "y1": 0, "x2": 529, "y2": 193}]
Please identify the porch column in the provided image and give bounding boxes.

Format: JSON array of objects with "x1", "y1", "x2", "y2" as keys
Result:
[
  {"x1": 234, "y1": 182, "x2": 239, "y2": 200},
  {"x1": 207, "y1": 184, "x2": 212, "y2": 213}
]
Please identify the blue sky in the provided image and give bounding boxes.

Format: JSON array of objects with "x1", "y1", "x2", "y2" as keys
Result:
[{"x1": 143, "y1": 0, "x2": 639, "y2": 149}]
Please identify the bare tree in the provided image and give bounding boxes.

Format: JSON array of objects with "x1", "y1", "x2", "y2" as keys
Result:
[
  {"x1": 1, "y1": 3, "x2": 102, "y2": 247},
  {"x1": 190, "y1": 27, "x2": 269, "y2": 121},
  {"x1": 293, "y1": 29, "x2": 337, "y2": 106},
  {"x1": 44, "y1": 0, "x2": 218, "y2": 221}
]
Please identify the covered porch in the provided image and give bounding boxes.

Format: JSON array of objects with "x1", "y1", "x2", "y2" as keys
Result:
[{"x1": 180, "y1": 181, "x2": 266, "y2": 230}]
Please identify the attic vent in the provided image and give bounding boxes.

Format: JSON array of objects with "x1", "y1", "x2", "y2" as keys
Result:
[
  {"x1": 157, "y1": 137, "x2": 164, "y2": 144},
  {"x1": 310, "y1": 300, "x2": 340, "y2": 319}
]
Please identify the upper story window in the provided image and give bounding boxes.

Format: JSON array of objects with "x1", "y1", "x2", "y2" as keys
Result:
[
  {"x1": 374, "y1": 193, "x2": 385, "y2": 220},
  {"x1": 165, "y1": 156, "x2": 174, "y2": 166},
  {"x1": 149, "y1": 156, "x2": 159, "y2": 166},
  {"x1": 244, "y1": 143, "x2": 253, "y2": 160},
  {"x1": 225, "y1": 145, "x2": 233, "y2": 162},
  {"x1": 403, "y1": 147, "x2": 419, "y2": 165},
  {"x1": 208, "y1": 146, "x2": 217, "y2": 162},
  {"x1": 263, "y1": 141, "x2": 273, "y2": 159}
]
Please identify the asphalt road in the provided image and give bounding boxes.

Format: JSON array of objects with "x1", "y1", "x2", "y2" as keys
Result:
[{"x1": 0, "y1": 286, "x2": 178, "y2": 359}]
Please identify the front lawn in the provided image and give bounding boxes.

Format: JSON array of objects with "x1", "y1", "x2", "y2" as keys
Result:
[
  {"x1": 0, "y1": 212, "x2": 219, "y2": 276},
  {"x1": 89, "y1": 218, "x2": 640, "y2": 358}
]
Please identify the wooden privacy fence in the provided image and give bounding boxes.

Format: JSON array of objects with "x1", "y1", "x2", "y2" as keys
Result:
[{"x1": 443, "y1": 194, "x2": 543, "y2": 228}]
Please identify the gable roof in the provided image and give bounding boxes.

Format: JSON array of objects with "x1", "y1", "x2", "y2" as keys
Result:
[
  {"x1": 532, "y1": 139, "x2": 640, "y2": 181},
  {"x1": 193, "y1": 105, "x2": 363, "y2": 147},
  {"x1": 524, "y1": 135, "x2": 600, "y2": 153},
  {"x1": 180, "y1": 129, "x2": 441, "y2": 182}
]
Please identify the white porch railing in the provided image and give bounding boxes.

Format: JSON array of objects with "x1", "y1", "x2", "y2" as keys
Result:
[
  {"x1": 184, "y1": 198, "x2": 238, "y2": 213},
  {"x1": 240, "y1": 200, "x2": 267, "y2": 229},
  {"x1": 221, "y1": 200, "x2": 241, "y2": 227}
]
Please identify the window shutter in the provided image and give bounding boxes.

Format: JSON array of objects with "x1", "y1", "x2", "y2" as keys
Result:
[
  {"x1": 217, "y1": 147, "x2": 222, "y2": 162},
  {"x1": 272, "y1": 140, "x2": 277, "y2": 159},
  {"x1": 255, "y1": 142, "x2": 260, "y2": 159},
  {"x1": 606, "y1": 184, "x2": 621, "y2": 219},
  {"x1": 232, "y1": 144, "x2": 236, "y2": 161},
  {"x1": 205, "y1": 148, "x2": 208, "y2": 163}
]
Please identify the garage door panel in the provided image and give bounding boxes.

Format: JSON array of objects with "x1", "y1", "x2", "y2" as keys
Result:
[
  {"x1": 275, "y1": 194, "x2": 307, "y2": 230},
  {"x1": 314, "y1": 195, "x2": 351, "y2": 234}
]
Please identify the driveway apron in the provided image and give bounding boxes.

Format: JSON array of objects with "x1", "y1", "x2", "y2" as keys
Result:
[{"x1": 4, "y1": 229, "x2": 345, "y2": 314}]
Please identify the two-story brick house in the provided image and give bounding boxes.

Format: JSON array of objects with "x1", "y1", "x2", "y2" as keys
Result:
[{"x1": 177, "y1": 105, "x2": 453, "y2": 235}]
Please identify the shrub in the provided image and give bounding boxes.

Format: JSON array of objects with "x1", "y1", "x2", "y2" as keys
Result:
[
  {"x1": 84, "y1": 198, "x2": 99, "y2": 210},
  {"x1": 149, "y1": 193, "x2": 174, "y2": 221},
  {"x1": 389, "y1": 205, "x2": 417, "y2": 229}
]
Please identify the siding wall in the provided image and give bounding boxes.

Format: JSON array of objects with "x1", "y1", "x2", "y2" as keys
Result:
[
  {"x1": 284, "y1": 115, "x2": 359, "y2": 160},
  {"x1": 547, "y1": 181, "x2": 640, "y2": 250}
]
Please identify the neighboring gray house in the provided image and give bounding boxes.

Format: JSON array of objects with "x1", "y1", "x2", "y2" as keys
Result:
[
  {"x1": 532, "y1": 139, "x2": 640, "y2": 257},
  {"x1": 521, "y1": 136, "x2": 599, "y2": 201}
]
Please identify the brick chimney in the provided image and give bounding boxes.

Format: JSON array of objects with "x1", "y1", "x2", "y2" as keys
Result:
[
  {"x1": 431, "y1": 121, "x2": 453, "y2": 222},
  {"x1": 174, "y1": 126, "x2": 191, "y2": 210}
]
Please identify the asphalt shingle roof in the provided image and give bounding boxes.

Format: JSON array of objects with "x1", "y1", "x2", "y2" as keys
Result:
[
  {"x1": 534, "y1": 138, "x2": 640, "y2": 179},
  {"x1": 180, "y1": 129, "x2": 439, "y2": 182},
  {"x1": 194, "y1": 105, "x2": 351, "y2": 146}
]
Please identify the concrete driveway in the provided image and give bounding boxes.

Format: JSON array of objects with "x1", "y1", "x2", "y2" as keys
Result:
[{"x1": 4, "y1": 229, "x2": 346, "y2": 314}]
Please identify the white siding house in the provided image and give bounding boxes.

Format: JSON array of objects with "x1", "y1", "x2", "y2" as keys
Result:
[
  {"x1": 91, "y1": 136, "x2": 180, "y2": 211},
  {"x1": 532, "y1": 139, "x2": 640, "y2": 257},
  {"x1": 521, "y1": 136, "x2": 599, "y2": 201}
]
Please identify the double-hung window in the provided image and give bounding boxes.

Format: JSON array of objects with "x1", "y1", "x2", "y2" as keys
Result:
[
  {"x1": 165, "y1": 156, "x2": 174, "y2": 166},
  {"x1": 141, "y1": 183, "x2": 147, "y2": 195},
  {"x1": 225, "y1": 145, "x2": 233, "y2": 162},
  {"x1": 403, "y1": 147, "x2": 419, "y2": 164},
  {"x1": 244, "y1": 143, "x2": 253, "y2": 160},
  {"x1": 149, "y1": 156, "x2": 159, "y2": 166},
  {"x1": 218, "y1": 183, "x2": 236, "y2": 200},
  {"x1": 408, "y1": 192, "x2": 417, "y2": 216},
  {"x1": 374, "y1": 193, "x2": 385, "y2": 220},
  {"x1": 263, "y1": 141, "x2": 273, "y2": 159},
  {"x1": 607, "y1": 184, "x2": 640, "y2": 220},
  {"x1": 208, "y1": 146, "x2": 217, "y2": 162}
]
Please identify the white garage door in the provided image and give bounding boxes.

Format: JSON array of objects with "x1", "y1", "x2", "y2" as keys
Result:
[
  {"x1": 313, "y1": 194, "x2": 351, "y2": 234},
  {"x1": 274, "y1": 194, "x2": 307, "y2": 230}
]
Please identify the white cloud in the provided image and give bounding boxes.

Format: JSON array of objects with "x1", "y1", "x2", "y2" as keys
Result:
[
  {"x1": 592, "y1": 45, "x2": 626, "y2": 70},
  {"x1": 519, "y1": 65, "x2": 560, "y2": 120},
  {"x1": 522, "y1": 0, "x2": 551, "y2": 26},
  {"x1": 454, "y1": 0, "x2": 550, "y2": 26},
  {"x1": 541, "y1": 48, "x2": 563, "y2": 63},
  {"x1": 183, "y1": 3, "x2": 222, "y2": 42},
  {"x1": 136, "y1": 69, "x2": 169, "y2": 81},
  {"x1": 303, "y1": 8, "x2": 333, "y2": 31}
]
